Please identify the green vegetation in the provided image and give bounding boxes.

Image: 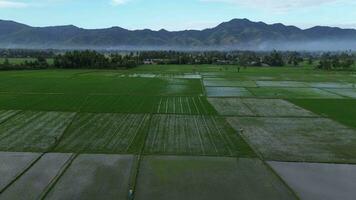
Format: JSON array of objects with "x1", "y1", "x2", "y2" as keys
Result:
[
  {"x1": 135, "y1": 156, "x2": 297, "y2": 200},
  {"x1": 0, "y1": 63, "x2": 356, "y2": 199},
  {"x1": 289, "y1": 99, "x2": 356, "y2": 129},
  {"x1": 55, "y1": 114, "x2": 150, "y2": 154},
  {"x1": 144, "y1": 115, "x2": 255, "y2": 157},
  {"x1": 228, "y1": 117, "x2": 356, "y2": 163},
  {"x1": 0, "y1": 111, "x2": 75, "y2": 152}
]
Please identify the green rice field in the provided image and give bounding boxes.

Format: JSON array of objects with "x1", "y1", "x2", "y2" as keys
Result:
[{"x1": 0, "y1": 65, "x2": 356, "y2": 199}]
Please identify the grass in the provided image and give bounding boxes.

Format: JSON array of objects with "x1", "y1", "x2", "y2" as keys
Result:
[{"x1": 289, "y1": 99, "x2": 356, "y2": 129}]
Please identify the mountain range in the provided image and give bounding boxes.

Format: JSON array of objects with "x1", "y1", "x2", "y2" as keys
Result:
[{"x1": 1, "y1": 18, "x2": 356, "y2": 51}]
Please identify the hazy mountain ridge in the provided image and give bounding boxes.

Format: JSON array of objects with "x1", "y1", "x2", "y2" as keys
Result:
[{"x1": 0, "y1": 18, "x2": 356, "y2": 50}]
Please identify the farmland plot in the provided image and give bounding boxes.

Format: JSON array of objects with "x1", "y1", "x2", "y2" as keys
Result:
[
  {"x1": 55, "y1": 113, "x2": 150, "y2": 154},
  {"x1": 323, "y1": 88, "x2": 356, "y2": 98},
  {"x1": 306, "y1": 82, "x2": 355, "y2": 89},
  {"x1": 228, "y1": 117, "x2": 356, "y2": 163},
  {"x1": 144, "y1": 114, "x2": 254, "y2": 156},
  {"x1": 249, "y1": 87, "x2": 343, "y2": 98},
  {"x1": 0, "y1": 111, "x2": 76, "y2": 152},
  {"x1": 208, "y1": 98, "x2": 316, "y2": 117},
  {"x1": 289, "y1": 99, "x2": 356, "y2": 129},
  {"x1": 0, "y1": 110, "x2": 20, "y2": 124},
  {"x1": 256, "y1": 81, "x2": 309, "y2": 88},
  {"x1": 135, "y1": 156, "x2": 296, "y2": 200},
  {"x1": 0, "y1": 153, "x2": 72, "y2": 200},
  {"x1": 0, "y1": 152, "x2": 41, "y2": 192},
  {"x1": 45, "y1": 154, "x2": 133, "y2": 200},
  {"x1": 243, "y1": 99, "x2": 316, "y2": 117},
  {"x1": 268, "y1": 161, "x2": 356, "y2": 200},
  {"x1": 161, "y1": 79, "x2": 203, "y2": 96},
  {"x1": 203, "y1": 79, "x2": 257, "y2": 87},
  {"x1": 208, "y1": 98, "x2": 254, "y2": 116},
  {"x1": 155, "y1": 96, "x2": 216, "y2": 115},
  {"x1": 206, "y1": 87, "x2": 253, "y2": 97},
  {"x1": 0, "y1": 94, "x2": 86, "y2": 112},
  {"x1": 80, "y1": 95, "x2": 158, "y2": 113}
]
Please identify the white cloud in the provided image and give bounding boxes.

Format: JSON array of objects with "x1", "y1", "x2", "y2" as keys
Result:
[
  {"x1": 200, "y1": 0, "x2": 351, "y2": 11},
  {"x1": 0, "y1": 0, "x2": 27, "y2": 8},
  {"x1": 111, "y1": 0, "x2": 130, "y2": 6}
]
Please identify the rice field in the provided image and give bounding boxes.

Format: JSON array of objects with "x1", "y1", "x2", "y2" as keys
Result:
[
  {"x1": 144, "y1": 114, "x2": 254, "y2": 157},
  {"x1": 44, "y1": 154, "x2": 133, "y2": 200},
  {"x1": 268, "y1": 161, "x2": 356, "y2": 200},
  {"x1": 155, "y1": 96, "x2": 216, "y2": 115},
  {"x1": 55, "y1": 113, "x2": 150, "y2": 154},
  {"x1": 227, "y1": 117, "x2": 356, "y2": 163},
  {"x1": 0, "y1": 153, "x2": 72, "y2": 200},
  {"x1": 0, "y1": 66, "x2": 356, "y2": 199},
  {"x1": 0, "y1": 111, "x2": 76, "y2": 152},
  {"x1": 208, "y1": 98, "x2": 316, "y2": 117},
  {"x1": 0, "y1": 110, "x2": 20, "y2": 124},
  {"x1": 135, "y1": 156, "x2": 297, "y2": 200},
  {"x1": 206, "y1": 87, "x2": 253, "y2": 97},
  {"x1": 289, "y1": 99, "x2": 356, "y2": 129},
  {"x1": 249, "y1": 87, "x2": 343, "y2": 98},
  {"x1": 0, "y1": 152, "x2": 41, "y2": 192}
]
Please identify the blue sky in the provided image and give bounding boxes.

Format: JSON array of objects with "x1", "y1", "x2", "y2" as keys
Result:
[{"x1": 0, "y1": 0, "x2": 355, "y2": 30}]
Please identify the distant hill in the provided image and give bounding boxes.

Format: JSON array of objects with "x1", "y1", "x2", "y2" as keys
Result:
[{"x1": 0, "y1": 18, "x2": 356, "y2": 51}]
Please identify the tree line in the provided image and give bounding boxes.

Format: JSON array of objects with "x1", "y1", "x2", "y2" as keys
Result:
[{"x1": 0, "y1": 49, "x2": 354, "y2": 70}]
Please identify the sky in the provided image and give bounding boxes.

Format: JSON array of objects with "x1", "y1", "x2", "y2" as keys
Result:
[{"x1": 0, "y1": 0, "x2": 356, "y2": 31}]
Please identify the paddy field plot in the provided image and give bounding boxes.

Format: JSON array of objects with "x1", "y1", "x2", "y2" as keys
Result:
[
  {"x1": 0, "y1": 153, "x2": 73, "y2": 200},
  {"x1": 0, "y1": 111, "x2": 76, "y2": 152},
  {"x1": 80, "y1": 95, "x2": 157, "y2": 113},
  {"x1": 208, "y1": 98, "x2": 254, "y2": 116},
  {"x1": 155, "y1": 96, "x2": 217, "y2": 115},
  {"x1": 0, "y1": 94, "x2": 86, "y2": 112},
  {"x1": 289, "y1": 99, "x2": 356, "y2": 129},
  {"x1": 0, "y1": 152, "x2": 41, "y2": 192},
  {"x1": 144, "y1": 114, "x2": 254, "y2": 157},
  {"x1": 248, "y1": 87, "x2": 342, "y2": 98},
  {"x1": 161, "y1": 78, "x2": 203, "y2": 96},
  {"x1": 256, "y1": 81, "x2": 309, "y2": 88},
  {"x1": 208, "y1": 98, "x2": 316, "y2": 117},
  {"x1": 45, "y1": 154, "x2": 133, "y2": 200},
  {"x1": 135, "y1": 156, "x2": 296, "y2": 200},
  {"x1": 203, "y1": 79, "x2": 257, "y2": 87},
  {"x1": 269, "y1": 161, "x2": 356, "y2": 200},
  {"x1": 55, "y1": 113, "x2": 150, "y2": 154},
  {"x1": 206, "y1": 87, "x2": 253, "y2": 97},
  {"x1": 0, "y1": 110, "x2": 20, "y2": 124},
  {"x1": 306, "y1": 82, "x2": 356, "y2": 89},
  {"x1": 323, "y1": 88, "x2": 356, "y2": 98},
  {"x1": 227, "y1": 117, "x2": 356, "y2": 163}
]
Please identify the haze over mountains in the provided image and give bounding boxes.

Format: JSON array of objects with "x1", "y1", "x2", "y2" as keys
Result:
[{"x1": 0, "y1": 18, "x2": 356, "y2": 51}]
